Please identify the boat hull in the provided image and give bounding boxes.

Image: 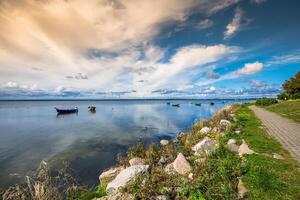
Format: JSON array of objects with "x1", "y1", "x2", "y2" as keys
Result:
[{"x1": 55, "y1": 108, "x2": 78, "y2": 114}]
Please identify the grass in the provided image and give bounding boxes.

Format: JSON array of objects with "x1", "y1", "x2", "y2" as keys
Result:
[
  {"x1": 67, "y1": 183, "x2": 107, "y2": 200},
  {"x1": 264, "y1": 99, "x2": 300, "y2": 123},
  {"x1": 235, "y1": 105, "x2": 300, "y2": 200}
]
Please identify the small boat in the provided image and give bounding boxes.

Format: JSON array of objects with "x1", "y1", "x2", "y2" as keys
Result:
[
  {"x1": 88, "y1": 106, "x2": 96, "y2": 112},
  {"x1": 55, "y1": 107, "x2": 78, "y2": 114},
  {"x1": 195, "y1": 103, "x2": 202, "y2": 106},
  {"x1": 210, "y1": 102, "x2": 214, "y2": 106},
  {"x1": 172, "y1": 104, "x2": 180, "y2": 107},
  {"x1": 166, "y1": 102, "x2": 171, "y2": 105}
]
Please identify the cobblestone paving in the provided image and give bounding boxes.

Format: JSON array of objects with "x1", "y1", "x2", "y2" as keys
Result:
[{"x1": 249, "y1": 105, "x2": 300, "y2": 162}]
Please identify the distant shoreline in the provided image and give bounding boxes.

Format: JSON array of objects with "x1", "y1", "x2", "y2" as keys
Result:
[{"x1": 0, "y1": 98, "x2": 258, "y2": 101}]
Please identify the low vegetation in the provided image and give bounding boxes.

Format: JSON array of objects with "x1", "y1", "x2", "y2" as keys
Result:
[
  {"x1": 264, "y1": 99, "x2": 300, "y2": 123},
  {"x1": 255, "y1": 97, "x2": 278, "y2": 106},
  {"x1": 235, "y1": 106, "x2": 300, "y2": 200}
]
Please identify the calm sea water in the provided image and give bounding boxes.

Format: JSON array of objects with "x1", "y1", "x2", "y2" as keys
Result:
[{"x1": 0, "y1": 99, "x2": 248, "y2": 189}]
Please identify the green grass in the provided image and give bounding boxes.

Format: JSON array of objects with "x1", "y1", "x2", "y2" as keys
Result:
[
  {"x1": 264, "y1": 100, "x2": 300, "y2": 123},
  {"x1": 235, "y1": 105, "x2": 300, "y2": 200},
  {"x1": 67, "y1": 183, "x2": 107, "y2": 200}
]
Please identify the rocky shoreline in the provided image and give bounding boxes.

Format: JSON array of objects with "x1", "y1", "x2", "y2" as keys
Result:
[
  {"x1": 95, "y1": 104, "x2": 253, "y2": 200},
  {"x1": 3, "y1": 104, "x2": 283, "y2": 200}
]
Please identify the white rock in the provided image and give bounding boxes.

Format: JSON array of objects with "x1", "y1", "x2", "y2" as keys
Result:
[
  {"x1": 238, "y1": 179, "x2": 248, "y2": 199},
  {"x1": 129, "y1": 157, "x2": 145, "y2": 166},
  {"x1": 238, "y1": 140, "x2": 254, "y2": 157},
  {"x1": 220, "y1": 119, "x2": 231, "y2": 126},
  {"x1": 227, "y1": 139, "x2": 236, "y2": 145},
  {"x1": 106, "y1": 165, "x2": 149, "y2": 193},
  {"x1": 188, "y1": 173, "x2": 193, "y2": 180},
  {"x1": 192, "y1": 137, "x2": 219, "y2": 156},
  {"x1": 96, "y1": 191, "x2": 135, "y2": 200},
  {"x1": 273, "y1": 153, "x2": 284, "y2": 160},
  {"x1": 173, "y1": 153, "x2": 191, "y2": 175},
  {"x1": 199, "y1": 126, "x2": 211, "y2": 134},
  {"x1": 160, "y1": 140, "x2": 169, "y2": 146},
  {"x1": 235, "y1": 130, "x2": 241, "y2": 134},
  {"x1": 99, "y1": 166, "x2": 124, "y2": 183}
]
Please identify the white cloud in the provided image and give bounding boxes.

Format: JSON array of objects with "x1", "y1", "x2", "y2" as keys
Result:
[
  {"x1": 0, "y1": 0, "x2": 242, "y2": 98},
  {"x1": 196, "y1": 19, "x2": 214, "y2": 30},
  {"x1": 224, "y1": 7, "x2": 243, "y2": 39},
  {"x1": 236, "y1": 61, "x2": 263, "y2": 75}
]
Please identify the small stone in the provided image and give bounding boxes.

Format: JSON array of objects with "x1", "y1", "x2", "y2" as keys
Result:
[
  {"x1": 160, "y1": 140, "x2": 169, "y2": 146},
  {"x1": 238, "y1": 140, "x2": 254, "y2": 157},
  {"x1": 227, "y1": 139, "x2": 237, "y2": 145},
  {"x1": 99, "y1": 166, "x2": 124, "y2": 184},
  {"x1": 237, "y1": 179, "x2": 248, "y2": 199},
  {"x1": 220, "y1": 119, "x2": 231, "y2": 126},
  {"x1": 199, "y1": 126, "x2": 211, "y2": 134},
  {"x1": 192, "y1": 137, "x2": 219, "y2": 156},
  {"x1": 195, "y1": 157, "x2": 206, "y2": 164},
  {"x1": 164, "y1": 163, "x2": 175, "y2": 175},
  {"x1": 150, "y1": 195, "x2": 169, "y2": 200},
  {"x1": 235, "y1": 130, "x2": 241, "y2": 134},
  {"x1": 106, "y1": 165, "x2": 149, "y2": 193},
  {"x1": 173, "y1": 153, "x2": 191, "y2": 175},
  {"x1": 158, "y1": 156, "x2": 171, "y2": 165},
  {"x1": 129, "y1": 157, "x2": 145, "y2": 166},
  {"x1": 211, "y1": 127, "x2": 219, "y2": 133},
  {"x1": 273, "y1": 153, "x2": 284, "y2": 160},
  {"x1": 188, "y1": 173, "x2": 193, "y2": 180}
]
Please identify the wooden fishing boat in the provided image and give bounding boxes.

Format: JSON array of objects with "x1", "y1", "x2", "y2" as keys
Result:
[
  {"x1": 55, "y1": 107, "x2": 78, "y2": 114},
  {"x1": 172, "y1": 103, "x2": 180, "y2": 107},
  {"x1": 210, "y1": 102, "x2": 215, "y2": 106},
  {"x1": 194, "y1": 103, "x2": 202, "y2": 106}
]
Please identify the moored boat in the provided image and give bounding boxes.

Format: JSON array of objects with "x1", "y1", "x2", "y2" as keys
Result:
[
  {"x1": 210, "y1": 102, "x2": 214, "y2": 106},
  {"x1": 55, "y1": 107, "x2": 78, "y2": 114},
  {"x1": 194, "y1": 103, "x2": 201, "y2": 106},
  {"x1": 88, "y1": 106, "x2": 96, "y2": 112},
  {"x1": 172, "y1": 103, "x2": 180, "y2": 107}
]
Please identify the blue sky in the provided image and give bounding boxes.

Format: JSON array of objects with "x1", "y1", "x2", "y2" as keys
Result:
[{"x1": 0, "y1": 0, "x2": 299, "y2": 99}]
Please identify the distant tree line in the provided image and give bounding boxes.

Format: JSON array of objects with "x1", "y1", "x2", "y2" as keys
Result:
[{"x1": 278, "y1": 71, "x2": 300, "y2": 100}]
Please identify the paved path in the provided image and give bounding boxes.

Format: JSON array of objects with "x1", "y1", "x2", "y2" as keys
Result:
[{"x1": 249, "y1": 105, "x2": 300, "y2": 162}]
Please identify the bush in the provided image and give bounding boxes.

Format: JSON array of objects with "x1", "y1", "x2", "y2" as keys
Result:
[{"x1": 255, "y1": 98, "x2": 278, "y2": 106}]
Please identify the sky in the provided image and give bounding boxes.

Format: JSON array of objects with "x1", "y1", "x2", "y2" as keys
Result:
[{"x1": 0, "y1": 0, "x2": 300, "y2": 99}]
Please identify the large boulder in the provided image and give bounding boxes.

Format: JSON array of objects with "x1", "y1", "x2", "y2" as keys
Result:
[
  {"x1": 129, "y1": 157, "x2": 145, "y2": 166},
  {"x1": 238, "y1": 140, "x2": 254, "y2": 157},
  {"x1": 173, "y1": 153, "x2": 191, "y2": 175},
  {"x1": 106, "y1": 165, "x2": 149, "y2": 193},
  {"x1": 199, "y1": 126, "x2": 211, "y2": 135},
  {"x1": 99, "y1": 166, "x2": 125, "y2": 183},
  {"x1": 192, "y1": 137, "x2": 219, "y2": 156}
]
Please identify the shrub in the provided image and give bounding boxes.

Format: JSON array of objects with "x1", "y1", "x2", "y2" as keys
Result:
[{"x1": 255, "y1": 98, "x2": 278, "y2": 106}]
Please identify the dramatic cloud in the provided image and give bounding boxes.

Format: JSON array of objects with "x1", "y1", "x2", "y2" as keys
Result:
[
  {"x1": 196, "y1": 19, "x2": 214, "y2": 30},
  {"x1": 224, "y1": 7, "x2": 243, "y2": 39},
  {"x1": 236, "y1": 61, "x2": 263, "y2": 75}
]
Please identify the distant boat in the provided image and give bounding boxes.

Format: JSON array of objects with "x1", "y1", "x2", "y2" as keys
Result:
[
  {"x1": 166, "y1": 102, "x2": 171, "y2": 105},
  {"x1": 88, "y1": 106, "x2": 96, "y2": 112},
  {"x1": 172, "y1": 104, "x2": 180, "y2": 107},
  {"x1": 194, "y1": 103, "x2": 201, "y2": 106},
  {"x1": 210, "y1": 102, "x2": 215, "y2": 106},
  {"x1": 55, "y1": 107, "x2": 78, "y2": 114}
]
